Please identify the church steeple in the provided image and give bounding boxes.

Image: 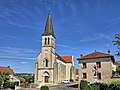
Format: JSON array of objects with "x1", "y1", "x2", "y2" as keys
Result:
[{"x1": 42, "y1": 11, "x2": 55, "y2": 38}]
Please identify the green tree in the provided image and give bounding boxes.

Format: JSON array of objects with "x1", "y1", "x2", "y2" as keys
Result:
[
  {"x1": 116, "y1": 65, "x2": 120, "y2": 76},
  {"x1": 113, "y1": 34, "x2": 120, "y2": 56},
  {"x1": 0, "y1": 72, "x2": 10, "y2": 89}
]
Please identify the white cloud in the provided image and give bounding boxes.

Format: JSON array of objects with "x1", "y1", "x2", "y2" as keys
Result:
[
  {"x1": 20, "y1": 62, "x2": 28, "y2": 64},
  {"x1": 56, "y1": 43, "x2": 76, "y2": 49},
  {"x1": 0, "y1": 46, "x2": 38, "y2": 60},
  {"x1": 8, "y1": 21, "x2": 39, "y2": 29}
]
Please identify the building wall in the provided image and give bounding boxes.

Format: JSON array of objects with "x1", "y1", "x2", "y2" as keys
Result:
[
  {"x1": 53, "y1": 61, "x2": 58, "y2": 84},
  {"x1": 66, "y1": 63, "x2": 72, "y2": 80},
  {"x1": 57, "y1": 59, "x2": 66, "y2": 82},
  {"x1": 78, "y1": 57, "x2": 113, "y2": 84},
  {"x1": 37, "y1": 69, "x2": 54, "y2": 83}
]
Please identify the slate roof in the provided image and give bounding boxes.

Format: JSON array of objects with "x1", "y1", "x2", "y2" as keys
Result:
[
  {"x1": 42, "y1": 11, "x2": 55, "y2": 38},
  {"x1": 0, "y1": 66, "x2": 14, "y2": 74},
  {"x1": 77, "y1": 51, "x2": 113, "y2": 60}
]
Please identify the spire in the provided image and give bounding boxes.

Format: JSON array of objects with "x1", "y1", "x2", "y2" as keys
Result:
[{"x1": 42, "y1": 11, "x2": 55, "y2": 38}]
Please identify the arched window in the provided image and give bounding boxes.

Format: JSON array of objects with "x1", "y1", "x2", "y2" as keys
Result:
[
  {"x1": 45, "y1": 38, "x2": 47, "y2": 45},
  {"x1": 48, "y1": 37, "x2": 50, "y2": 45},
  {"x1": 45, "y1": 59, "x2": 48, "y2": 67}
]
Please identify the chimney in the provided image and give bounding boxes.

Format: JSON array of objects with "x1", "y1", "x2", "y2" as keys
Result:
[
  {"x1": 108, "y1": 49, "x2": 110, "y2": 54},
  {"x1": 80, "y1": 54, "x2": 83, "y2": 57},
  {"x1": 7, "y1": 66, "x2": 10, "y2": 68}
]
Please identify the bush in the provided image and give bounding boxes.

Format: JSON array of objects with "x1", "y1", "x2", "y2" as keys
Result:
[
  {"x1": 9, "y1": 82, "x2": 15, "y2": 89},
  {"x1": 99, "y1": 83, "x2": 109, "y2": 90},
  {"x1": 40, "y1": 86, "x2": 49, "y2": 90},
  {"x1": 87, "y1": 83, "x2": 100, "y2": 90},
  {"x1": 109, "y1": 84, "x2": 120, "y2": 90},
  {"x1": 80, "y1": 80, "x2": 88, "y2": 90}
]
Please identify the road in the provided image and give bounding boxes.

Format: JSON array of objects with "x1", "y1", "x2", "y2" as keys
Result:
[{"x1": 13, "y1": 82, "x2": 79, "y2": 90}]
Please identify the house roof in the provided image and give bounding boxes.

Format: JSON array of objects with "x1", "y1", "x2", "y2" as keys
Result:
[
  {"x1": 42, "y1": 11, "x2": 55, "y2": 38},
  {"x1": 76, "y1": 69, "x2": 78, "y2": 75},
  {"x1": 61, "y1": 56, "x2": 72, "y2": 63},
  {"x1": 77, "y1": 51, "x2": 113, "y2": 60},
  {"x1": 116, "y1": 60, "x2": 120, "y2": 64},
  {"x1": 0, "y1": 66, "x2": 14, "y2": 74}
]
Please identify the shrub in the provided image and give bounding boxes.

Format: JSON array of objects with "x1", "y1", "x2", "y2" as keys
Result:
[
  {"x1": 87, "y1": 83, "x2": 100, "y2": 90},
  {"x1": 40, "y1": 86, "x2": 49, "y2": 90},
  {"x1": 9, "y1": 82, "x2": 15, "y2": 89},
  {"x1": 99, "y1": 83, "x2": 109, "y2": 90},
  {"x1": 80, "y1": 80, "x2": 88, "y2": 90}
]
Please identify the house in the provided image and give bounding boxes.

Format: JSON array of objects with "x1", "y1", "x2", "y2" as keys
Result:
[
  {"x1": 34, "y1": 12, "x2": 75, "y2": 84},
  {"x1": 0, "y1": 66, "x2": 20, "y2": 86},
  {"x1": 75, "y1": 69, "x2": 79, "y2": 81},
  {"x1": 77, "y1": 50, "x2": 115, "y2": 84}
]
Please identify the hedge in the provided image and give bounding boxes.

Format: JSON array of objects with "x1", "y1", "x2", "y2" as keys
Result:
[{"x1": 40, "y1": 86, "x2": 49, "y2": 90}]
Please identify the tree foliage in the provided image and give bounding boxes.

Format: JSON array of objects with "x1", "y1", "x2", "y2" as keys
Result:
[
  {"x1": 0, "y1": 72, "x2": 10, "y2": 89},
  {"x1": 113, "y1": 34, "x2": 120, "y2": 56}
]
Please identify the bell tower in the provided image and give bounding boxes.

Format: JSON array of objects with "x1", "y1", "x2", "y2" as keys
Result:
[{"x1": 41, "y1": 11, "x2": 56, "y2": 68}]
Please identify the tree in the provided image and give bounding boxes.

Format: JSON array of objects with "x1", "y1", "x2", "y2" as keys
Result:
[
  {"x1": 113, "y1": 34, "x2": 120, "y2": 56},
  {"x1": 0, "y1": 72, "x2": 10, "y2": 89},
  {"x1": 116, "y1": 65, "x2": 120, "y2": 76}
]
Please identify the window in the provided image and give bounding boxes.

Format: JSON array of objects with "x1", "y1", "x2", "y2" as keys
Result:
[
  {"x1": 45, "y1": 38, "x2": 47, "y2": 45},
  {"x1": 82, "y1": 63, "x2": 86, "y2": 68},
  {"x1": 97, "y1": 73, "x2": 101, "y2": 80},
  {"x1": 48, "y1": 37, "x2": 50, "y2": 45},
  {"x1": 82, "y1": 73, "x2": 87, "y2": 79},
  {"x1": 45, "y1": 59, "x2": 48, "y2": 67},
  {"x1": 96, "y1": 62, "x2": 101, "y2": 68}
]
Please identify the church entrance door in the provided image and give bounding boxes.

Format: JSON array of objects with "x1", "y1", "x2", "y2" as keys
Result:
[{"x1": 45, "y1": 76, "x2": 48, "y2": 83}]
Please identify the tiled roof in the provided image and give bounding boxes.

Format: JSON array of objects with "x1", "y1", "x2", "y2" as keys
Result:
[
  {"x1": 116, "y1": 60, "x2": 120, "y2": 64},
  {"x1": 77, "y1": 51, "x2": 113, "y2": 60},
  {"x1": 61, "y1": 56, "x2": 72, "y2": 63},
  {"x1": 0, "y1": 66, "x2": 14, "y2": 74},
  {"x1": 76, "y1": 69, "x2": 78, "y2": 75},
  {"x1": 56, "y1": 53, "x2": 73, "y2": 63},
  {"x1": 56, "y1": 53, "x2": 65, "y2": 62}
]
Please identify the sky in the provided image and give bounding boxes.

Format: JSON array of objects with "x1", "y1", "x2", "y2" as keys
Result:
[{"x1": 0, "y1": 0, "x2": 120, "y2": 73}]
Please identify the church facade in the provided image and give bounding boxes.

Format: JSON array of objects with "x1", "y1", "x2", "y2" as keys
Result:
[{"x1": 34, "y1": 12, "x2": 75, "y2": 84}]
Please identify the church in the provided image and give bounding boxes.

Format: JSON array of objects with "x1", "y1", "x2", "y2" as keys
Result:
[{"x1": 34, "y1": 12, "x2": 75, "y2": 84}]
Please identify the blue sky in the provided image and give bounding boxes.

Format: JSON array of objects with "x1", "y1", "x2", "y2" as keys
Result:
[{"x1": 0, "y1": 0, "x2": 120, "y2": 73}]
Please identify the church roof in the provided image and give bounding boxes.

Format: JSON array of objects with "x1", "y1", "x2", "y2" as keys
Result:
[
  {"x1": 61, "y1": 56, "x2": 73, "y2": 63},
  {"x1": 56, "y1": 53, "x2": 65, "y2": 62},
  {"x1": 77, "y1": 51, "x2": 114, "y2": 60},
  {"x1": 42, "y1": 12, "x2": 55, "y2": 38},
  {"x1": 56, "y1": 53, "x2": 73, "y2": 63},
  {"x1": 0, "y1": 66, "x2": 14, "y2": 74}
]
